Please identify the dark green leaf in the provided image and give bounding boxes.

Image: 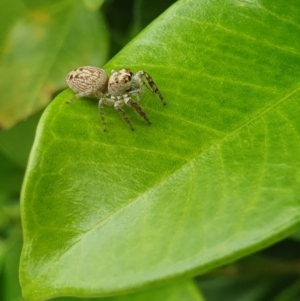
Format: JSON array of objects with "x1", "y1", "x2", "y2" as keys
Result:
[
  {"x1": 0, "y1": 151, "x2": 23, "y2": 207},
  {"x1": 271, "y1": 279, "x2": 300, "y2": 301},
  {"x1": 0, "y1": 110, "x2": 42, "y2": 168},
  {"x1": 1, "y1": 239, "x2": 23, "y2": 301},
  {"x1": 198, "y1": 252, "x2": 300, "y2": 301}
]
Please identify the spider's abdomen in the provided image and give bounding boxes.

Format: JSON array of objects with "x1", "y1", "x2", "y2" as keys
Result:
[
  {"x1": 108, "y1": 69, "x2": 133, "y2": 95},
  {"x1": 65, "y1": 66, "x2": 109, "y2": 96}
]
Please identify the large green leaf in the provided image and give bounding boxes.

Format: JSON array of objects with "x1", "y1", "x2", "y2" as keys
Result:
[
  {"x1": 198, "y1": 251, "x2": 300, "y2": 301},
  {"x1": 0, "y1": 0, "x2": 108, "y2": 129},
  {"x1": 20, "y1": 0, "x2": 300, "y2": 300}
]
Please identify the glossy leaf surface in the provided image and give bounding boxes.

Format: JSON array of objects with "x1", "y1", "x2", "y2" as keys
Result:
[{"x1": 21, "y1": 0, "x2": 300, "y2": 300}]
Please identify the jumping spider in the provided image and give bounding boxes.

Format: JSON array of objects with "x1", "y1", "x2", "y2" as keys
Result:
[{"x1": 65, "y1": 66, "x2": 165, "y2": 131}]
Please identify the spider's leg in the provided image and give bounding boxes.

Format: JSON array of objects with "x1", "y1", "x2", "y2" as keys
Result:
[
  {"x1": 136, "y1": 71, "x2": 165, "y2": 105},
  {"x1": 128, "y1": 89, "x2": 143, "y2": 102},
  {"x1": 98, "y1": 97, "x2": 106, "y2": 132},
  {"x1": 124, "y1": 95, "x2": 151, "y2": 125},
  {"x1": 114, "y1": 97, "x2": 134, "y2": 131}
]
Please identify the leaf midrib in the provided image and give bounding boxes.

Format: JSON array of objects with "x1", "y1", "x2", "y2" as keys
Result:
[{"x1": 26, "y1": 83, "x2": 300, "y2": 288}]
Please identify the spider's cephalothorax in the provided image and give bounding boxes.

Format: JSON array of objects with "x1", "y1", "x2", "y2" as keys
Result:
[{"x1": 65, "y1": 66, "x2": 165, "y2": 131}]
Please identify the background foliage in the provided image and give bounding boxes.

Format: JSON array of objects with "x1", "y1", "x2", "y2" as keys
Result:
[{"x1": 1, "y1": 0, "x2": 300, "y2": 301}]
